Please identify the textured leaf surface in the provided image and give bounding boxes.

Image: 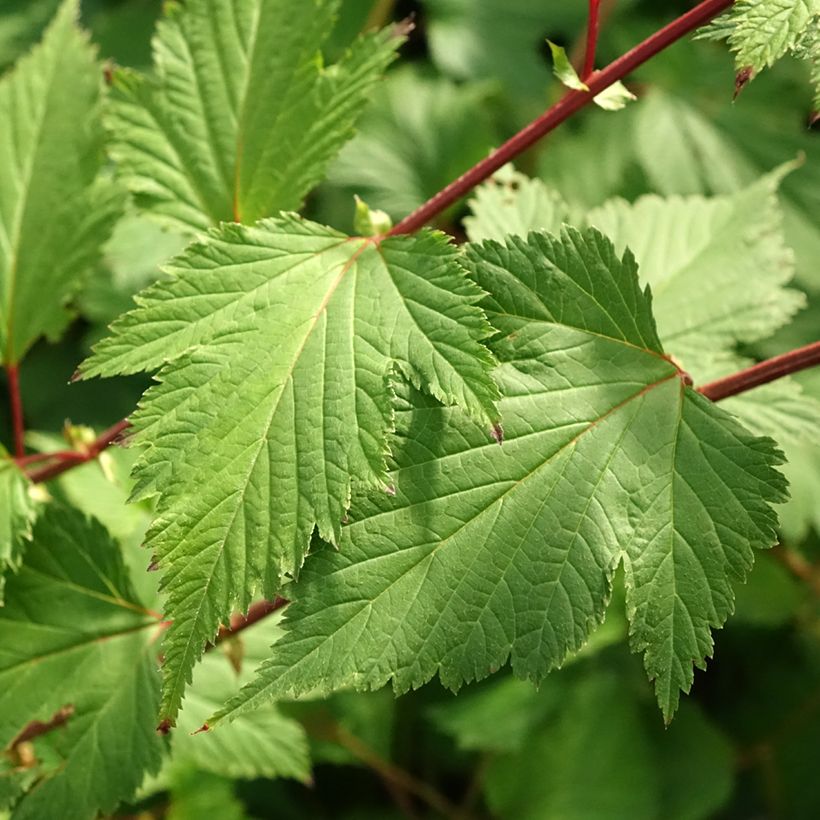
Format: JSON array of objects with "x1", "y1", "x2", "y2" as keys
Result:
[
  {"x1": 81, "y1": 214, "x2": 499, "y2": 723},
  {"x1": 587, "y1": 169, "x2": 803, "y2": 374},
  {"x1": 698, "y1": 0, "x2": 819, "y2": 74},
  {"x1": 328, "y1": 67, "x2": 497, "y2": 221},
  {"x1": 0, "y1": 505, "x2": 165, "y2": 820},
  {"x1": 0, "y1": 450, "x2": 37, "y2": 599},
  {"x1": 216, "y1": 228, "x2": 786, "y2": 723},
  {"x1": 0, "y1": 0, "x2": 121, "y2": 363},
  {"x1": 465, "y1": 166, "x2": 573, "y2": 244},
  {"x1": 174, "y1": 614, "x2": 310, "y2": 782},
  {"x1": 109, "y1": 0, "x2": 398, "y2": 232}
]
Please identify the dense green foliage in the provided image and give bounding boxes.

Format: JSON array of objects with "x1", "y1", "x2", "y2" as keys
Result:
[{"x1": 1, "y1": 1, "x2": 819, "y2": 818}]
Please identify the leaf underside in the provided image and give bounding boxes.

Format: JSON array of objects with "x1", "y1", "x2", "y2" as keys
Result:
[
  {"x1": 108, "y1": 0, "x2": 400, "y2": 233},
  {"x1": 215, "y1": 228, "x2": 786, "y2": 725}
]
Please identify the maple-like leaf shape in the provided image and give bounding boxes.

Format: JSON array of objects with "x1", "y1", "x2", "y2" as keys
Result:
[
  {"x1": 80, "y1": 214, "x2": 499, "y2": 723},
  {"x1": 0, "y1": 0, "x2": 121, "y2": 364},
  {"x1": 214, "y1": 228, "x2": 786, "y2": 725},
  {"x1": 108, "y1": 0, "x2": 400, "y2": 232},
  {"x1": 0, "y1": 505, "x2": 165, "y2": 820}
]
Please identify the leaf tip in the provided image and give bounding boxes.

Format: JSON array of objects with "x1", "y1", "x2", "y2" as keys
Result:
[
  {"x1": 192, "y1": 722, "x2": 210, "y2": 735},
  {"x1": 156, "y1": 718, "x2": 173, "y2": 735}
]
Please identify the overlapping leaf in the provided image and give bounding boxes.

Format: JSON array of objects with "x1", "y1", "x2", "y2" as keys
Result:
[
  {"x1": 0, "y1": 505, "x2": 165, "y2": 820},
  {"x1": 80, "y1": 214, "x2": 499, "y2": 724},
  {"x1": 468, "y1": 167, "x2": 820, "y2": 444},
  {"x1": 108, "y1": 0, "x2": 399, "y2": 233},
  {"x1": 698, "y1": 0, "x2": 819, "y2": 81},
  {"x1": 0, "y1": 0, "x2": 121, "y2": 364},
  {"x1": 214, "y1": 228, "x2": 786, "y2": 724},
  {"x1": 0, "y1": 449, "x2": 36, "y2": 598}
]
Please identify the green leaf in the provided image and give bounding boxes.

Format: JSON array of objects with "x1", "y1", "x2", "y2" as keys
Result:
[
  {"x1": 80, "y1": 213, "x2": 499, "y2": 724},
  {"x1": 587, "y1": 168, "x2": 803, "y2": 375},
  {"x1": 174, "y1": 614, "x2": 310, "y2": 782},
  {"x1": 547, "y1": 40, "x2": 587, "y2": 90},
  {"x1": 484, "y1": 664, "x2": 733, "y2": 820},
  {"x1": 0, "y1": 0, "x2": 122, "y2": 364},
  {"x1": 464, "y1": 166, "x2": 573, "y2": 243},
  {"x1": 697, "y1": 0, "x2": 820, "y2": 76},
  {"x1": 108, "y1": 0, "x2": 399, "y2": 233},
  {"x1": 214, "y1": 228, "x2": 786, "y2": 724},
  {"x1": 167, "y1": 765, "x2": 247, "y2": 820},
  {"x1": 548, "y1": 40, "x2": 636, "y2": 110},
  {"x1": 0, "y1": 505, "x2": 165, "y2": 820},
  {"x1": 327, "y1": 67, "x2": 498, "y2": 222},
  {"x1": 0, "y1": 449, "x2": 37, "y2": 599}
]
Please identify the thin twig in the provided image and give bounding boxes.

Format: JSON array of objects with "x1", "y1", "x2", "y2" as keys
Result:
[
  {"x1": 582, "y1": 0, "x2": 603, "y2": 80},
  {"x1": 388, "y1": 0, "x2": 734, "y2": 236},
  {"x1": 322, "y1": 722, "x2": 462, "y2": 819},
  {"x1": 6, "y1": 364, "x2": 25, "y2": 458},
  {"x1": 698, "y1": 342, "x2": 820, "y2": 402},
  {"x1": 772, "y1": 545, "x2": 820, "y2": 597},
  {"x1": 22, "y1": 419, "x2": 130, "y2": 483},
  {"x1": 212, "y1": 598, "x2": 288, "y2": 646}
]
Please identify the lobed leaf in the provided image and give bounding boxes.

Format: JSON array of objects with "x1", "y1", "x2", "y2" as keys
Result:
[
  {"x1": 214, "y1": 228, "x2": 786, "y2": 724},
  {"x1": 81, "y1": 213, "x2": 499, "y2": 724},
  {"x1": 0, "y1": 505, "x2": 165, "y2": 820},
  {"x1": 0, "y1": 0, "x2": 122, "y2": 364},
  {"x1": 697, "y1": 0, "x2": 820, "y2": 77},
  {"x1": 108, "y1": 0, "x2": 400, "y2": 233}
]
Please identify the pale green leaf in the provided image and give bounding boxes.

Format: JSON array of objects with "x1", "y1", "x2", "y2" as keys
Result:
[
  {"x1": 548, "y1": 40, "x2": 587, "y2": 91},
  {"x1": 588, "y1": 168, "x2": 803, "y2": 373},
  {"x1": 547, "y1": 41, "x2": 636, "y2": 110},
  {"x1": 464, "y1": 166, "x2": 573, "y2": 243},
  {"x1": 0, "y1": 449, "x2": 37, "y2": 599},
  {"x1": 697, "y1": 0, "x2": 820, "y2": 75},
  {"x1": 593, "y1": 81, "x2": 638, "y2": 111},
  {"x1": 174, "y1": 614, "x2": 310, "y2": 782},
  {"x1": 109, "y1": 0, "x2": 399, "y2": 233},
  {"x1": 0, "y1": 505, "x2": 165, "y2": 820},
  {"x1": 327, "y1": 67, "x2": 497, "y2": 221},
  {"x1": 80, "y1": 213, "x2": 499, "y2": 724},
  {"x1": 0, "y1": 0, "x2": 122, "y2": 364},
  {"x1": 215, "y1": 228, "x2": 785, "y2": 724}
]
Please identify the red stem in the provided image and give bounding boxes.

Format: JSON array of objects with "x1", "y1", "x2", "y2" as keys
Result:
[
  {"x1": 583, "y1": 0, "x2": 603, "y2": 80},
  {"x1": 698, "y1": 342, "x2": 820, "y2": 402},
  {"x1": 6, "y1": 364, "x2": 25, "y2": 458},
  {"x1": 389, "y1": 0, "x2": 734, "y2": 236},
  {"x1": 212, "y1": 598, "x2": 288, "y2": 646},
  {"x1": 23, "y1": 420, "x2": 130, "y2": 483}
]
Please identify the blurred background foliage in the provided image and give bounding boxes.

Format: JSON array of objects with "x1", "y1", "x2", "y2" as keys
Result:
[{"x1": 1, "y1": 1, "x2": 819, "y2": 818}]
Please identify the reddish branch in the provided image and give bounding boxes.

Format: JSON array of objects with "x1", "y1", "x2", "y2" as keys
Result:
[
  {"x1": 23, "y1": 420, "x2": 130, "y2": 483},
  {"x1": 9, "y1": 0, "x2": 819, "y2": 485},
  {"x1": 389, "y1": 0, "x2": 734, "y2": 236},
  {"x1": 6, "y1": 364, "x2": 25, "y2": 459},
  {"x1": 7, "y1": 705, "x2": 75, "y2": 752},
  {"x1": 582, "y1": 0, "x2": 603, "y2": 80},
  {"x1": 212, "y1": 598, "x2": 288, "y2": 645},
  {"x1": 698, "y1": 342, "x2": 820, "y2": 402}
]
